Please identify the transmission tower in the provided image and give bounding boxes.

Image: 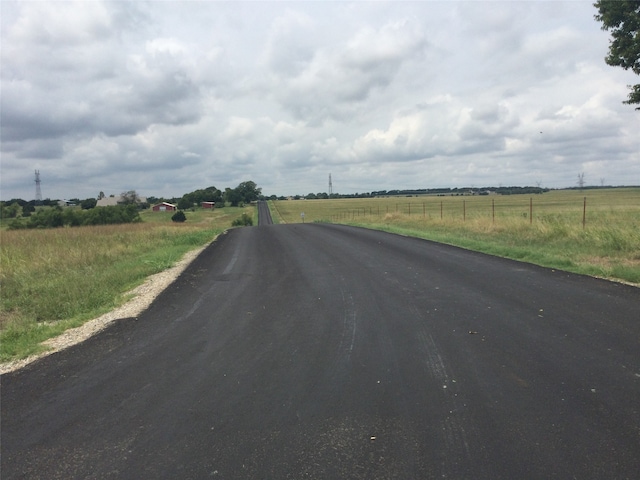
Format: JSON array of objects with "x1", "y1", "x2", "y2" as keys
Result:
[
  {"x1": 35, "y1": 170, "x2": 42, "y2": 205},
  {"x1": 328, "y1": 173, "x2": 333, "y2": 195}
]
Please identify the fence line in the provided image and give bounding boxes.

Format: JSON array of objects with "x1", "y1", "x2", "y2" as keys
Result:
[{"x1": 331, "y1": 196, "x2": 596, "y2": 228}]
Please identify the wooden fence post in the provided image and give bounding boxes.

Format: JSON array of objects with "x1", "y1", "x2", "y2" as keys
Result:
[
  {"x1": 492, "y1": 198, "x2": 495, "y2": 225},
  {"x1": 530, "y1": 197, "x2": 533, "y2": 225}
]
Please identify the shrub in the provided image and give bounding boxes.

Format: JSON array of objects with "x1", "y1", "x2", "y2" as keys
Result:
[
  {"x1": 231, "y1": 213, "x2": 253, "y2": 226},
  {"x1": 172, "y1": 210, "x2": 187, "y2": 223}
]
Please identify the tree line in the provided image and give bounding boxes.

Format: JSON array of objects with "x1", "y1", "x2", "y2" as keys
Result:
[
  {"x1": 166, "y1": 181, "x2": 262, "y2": 210},
  {"x1": 1, "y1": 181, "x2": 262, "y2": 229},
  {"x1": 5, "y1": 204, "x2": 141, "y2": 230}
]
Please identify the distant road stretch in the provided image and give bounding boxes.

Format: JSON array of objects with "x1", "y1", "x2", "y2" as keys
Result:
[
  {"x1": 257, "y1": 200, "x2": 273, "y2": 225},
  {"x1": 2, "y1": 222, "x2": 639, "y2": 479}
]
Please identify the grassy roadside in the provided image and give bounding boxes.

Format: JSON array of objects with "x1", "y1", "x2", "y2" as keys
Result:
[
  {"x1": 346, "y1": 219, "x2": 640, "y2": 284},
  {"x1": 0, "y1": 205, "x2": 254, "y2": 362},
  {"x1": 272, "y1": 188, "x2": 640, "y2": 286},
  {"x1": 267, "y1": 200, "x2": 282, "y2": 224}
]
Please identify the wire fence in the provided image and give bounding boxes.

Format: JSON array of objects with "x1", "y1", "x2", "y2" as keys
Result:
[{"x1": 327, "y1": 193, "x2": 639, "y2": 229}]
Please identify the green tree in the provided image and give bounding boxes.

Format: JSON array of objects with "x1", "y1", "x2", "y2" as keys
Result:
[
  {"x1": 594, "y1": 1, "x2": 640, "y2": 108},
  {"x1": 63, "y1": 208, "x2": 82, "y2": 226},
  {"x1": 28, "y1": 207, "x2": 64, "y2": 228},
  {"x1": 224, "y1": 187, "x2": 243, "y2": 207},
  {"x1": 81, "y1": 198, "x2": 97, "y2": 210},
  {"x1": 235, "y1": 181, "x2": 262, "y2": 204},
  {"x1": 177, "y1": 197, "x2": 193, "y2": 210},
  {"x1": 188, "y1": 186, "x2": 223, "y2": 205},
  {"x1": 81, "y1": 204, "x2": 141, "y2": 226},
  {"x1": 22, "y1": 204, "x2": 36, "y2": 216},
  {"x1": 1, "y1": 202, "x2": 22, "y2": 219}
]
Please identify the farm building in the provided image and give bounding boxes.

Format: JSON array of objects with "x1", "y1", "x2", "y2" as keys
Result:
[
  {"x1": 96, "y1": 194, "x2": 148, "y2": 207},
  {"x1": 201, "y1": 201, "x2": 215, "y2": 209},
  {"x1": 152, "y1": 202, "x2": 177, "y2": 212}
]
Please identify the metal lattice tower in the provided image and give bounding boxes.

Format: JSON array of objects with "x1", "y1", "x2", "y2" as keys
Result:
[
  {"x1": 35, "y1": 170, "x2": 42, "y2": 205},
  {"x1": 328, "y1": 173, "x2": 333, "y2": 195}
]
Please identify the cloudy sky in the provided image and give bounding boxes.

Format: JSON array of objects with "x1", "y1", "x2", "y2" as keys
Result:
[{"x1": 1, "y1": 1, "x2": 638, "y2": 200}]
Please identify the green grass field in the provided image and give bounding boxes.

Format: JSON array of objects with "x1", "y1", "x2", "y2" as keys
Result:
[
  {"x1": 0, "y1": 205, "x2": 253, "y2": 361},
  {"x1": 270, "y1": 188, "x2": 640, "y2": 285}
]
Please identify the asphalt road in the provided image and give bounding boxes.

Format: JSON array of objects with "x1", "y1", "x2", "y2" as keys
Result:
[
  {"x1": 2, "y1": 222, "x2": 639, "y2": 479},
  {"x1": 257, "y1": 200, "x2": 273, "y2": 225}
]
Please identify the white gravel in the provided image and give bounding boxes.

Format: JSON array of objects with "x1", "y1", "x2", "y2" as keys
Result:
[{"x1": 0, "y1": 243, "x2": 211, "y2": 375}]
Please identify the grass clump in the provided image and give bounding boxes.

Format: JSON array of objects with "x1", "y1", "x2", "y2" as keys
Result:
[{"x1": 231, "y1": 212, "x2": 253, "y2": 226}]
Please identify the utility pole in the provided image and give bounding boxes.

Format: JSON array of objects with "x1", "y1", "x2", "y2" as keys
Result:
[{"x1": 328, "y1": 173, "x2": 333, "y2": 196}]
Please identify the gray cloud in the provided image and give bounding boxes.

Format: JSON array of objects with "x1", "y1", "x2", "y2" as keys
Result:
[{"x1": 1, "y1": 1, "x2": 637, "y2": 200}]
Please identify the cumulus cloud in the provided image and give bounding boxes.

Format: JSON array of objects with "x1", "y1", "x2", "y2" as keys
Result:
[{"x1": 0, "y1": 1, "x2": 637, "y2": 200}]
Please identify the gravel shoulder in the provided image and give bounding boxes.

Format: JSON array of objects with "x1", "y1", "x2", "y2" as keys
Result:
[{"x1": 0, "y1": 241, "x2": 212, "y2": 375}]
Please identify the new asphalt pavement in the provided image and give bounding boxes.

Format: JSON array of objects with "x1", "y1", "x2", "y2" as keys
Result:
[{"x1": 2, "y1": 215, "x2": 639, "y2": 479}]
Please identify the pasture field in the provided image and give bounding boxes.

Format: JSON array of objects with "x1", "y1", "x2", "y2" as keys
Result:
[
  {"x1": 270, "y1": 188, "x2": 640, "y2": 285},
  {"x1": 0, "y1": 205, "x2": 253, "y2": 361}
]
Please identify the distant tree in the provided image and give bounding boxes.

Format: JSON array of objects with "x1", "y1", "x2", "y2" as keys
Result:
[
  {"x1": 188, "y1": 186, "x2": 223, "y2": 205},
  {"x1": 172, "y1": 210, "x2": 187, "y2": 223},
  {"x1": 224, "y1": 187, "x2": 243, "y2": 207},
  {"x1": 177, "y1": 197, "x2": 193, "y2": 210},
  {"x1": 98, "y1": 191, "x2": 105, "y2": 200},
  {"x1": 63, "y1": 208, "x2": 82, "y2": 226},
  {"x1": 235, "y1": 181, "x2": 261, "y2": 204},
  {"x1": 81, "y1": 204, "x2": 140, "y2": 226},
  {"x1": 22, "y1": 204, "x2": 35, "y2": 216},
  {"x1": 119, "y1": 190, "x2": 140, "y2": 205},
  {"x1": 594, "y1": 1, "x2": 640, "y2": 108},
  {"x1": 81, "y1": 198, "x2": 97, "y2": 210},
  {"x1": 1, "y1": 202, "x2": 20, "y2": 219},
  {"x1": 27, "y1": 206, "x2": 64, "y2": 228}
]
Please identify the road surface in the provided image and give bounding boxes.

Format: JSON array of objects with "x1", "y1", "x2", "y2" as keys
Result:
[
  {"x1": 2, "y1": 222, "x2": 639, "y2": 479},
  {"x1": 257, "y1": 200, "x2": 273, "y2": 225}
]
